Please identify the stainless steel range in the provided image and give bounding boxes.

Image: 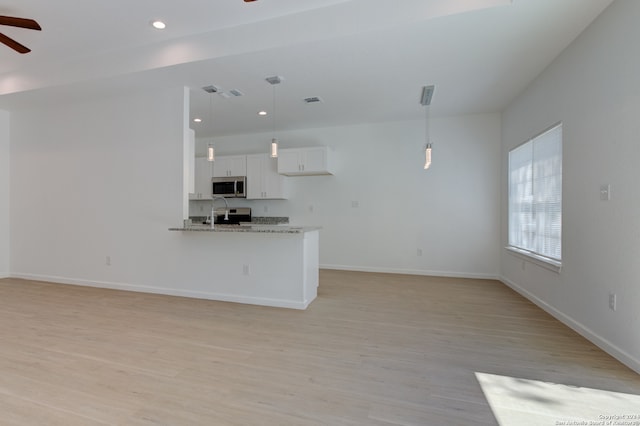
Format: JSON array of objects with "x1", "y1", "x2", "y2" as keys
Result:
[{"x1": 213, "y1": 207, "x2": 251, "y2": 225}]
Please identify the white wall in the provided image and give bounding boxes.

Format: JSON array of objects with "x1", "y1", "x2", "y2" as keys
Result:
[
  {"x1": 195, "y1": 114, "x2": 502, "y2": 278},
  {"x1": 500, "y1": 0, "x2": 640, "y2": 374},
  {"x1": 0, "y1": 110, "x2": 9, "y2": 277},
  {"x1": 10, "y1": 88, "x2": 186, "y2": 286}
]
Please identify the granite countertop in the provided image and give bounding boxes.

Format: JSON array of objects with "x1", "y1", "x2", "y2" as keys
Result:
[{"x1": 169, "y1": 224, "x2": 321, "y2": 234}]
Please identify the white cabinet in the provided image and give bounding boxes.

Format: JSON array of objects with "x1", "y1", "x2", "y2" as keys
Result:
[
  {"x1": 212, "y1": 155, "x2": 247, "y2": 177},
  {"x1": 277, "y1": 147, "x2": 332, "y2": 176},
  {"x1": 246, "y1": 154, "x2": 288, "y2": 199},
  {"x1": 190, "y1": 157, "x2": 213, "y2": 200}
]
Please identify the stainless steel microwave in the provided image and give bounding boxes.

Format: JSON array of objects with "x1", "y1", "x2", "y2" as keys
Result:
[{"x1": 212, "y1": 176, "x2": 246, "y2": 198}]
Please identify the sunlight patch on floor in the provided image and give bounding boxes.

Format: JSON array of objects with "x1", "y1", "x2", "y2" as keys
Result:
[{"x1": 476, "y1": 372, "x2": 640, "y2": 426}]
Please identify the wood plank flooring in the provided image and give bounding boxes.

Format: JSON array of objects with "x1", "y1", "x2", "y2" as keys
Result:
[{"x1": 0, "y1": 270, "x2": 638, "y2": 425}]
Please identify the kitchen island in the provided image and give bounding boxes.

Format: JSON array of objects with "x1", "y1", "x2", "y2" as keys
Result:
[{"x1": 168, "y1": 224, "x2": 320, "y2": 309}]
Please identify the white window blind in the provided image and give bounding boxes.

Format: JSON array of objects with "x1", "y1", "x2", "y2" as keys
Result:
[{"x1": 508, "y1": 123, "x2": 562, "y2": 262}]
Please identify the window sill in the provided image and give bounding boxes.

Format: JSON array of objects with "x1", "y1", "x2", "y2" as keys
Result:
[{"x1": 505, "y1": 246, "x2": 562, "y2": 273}]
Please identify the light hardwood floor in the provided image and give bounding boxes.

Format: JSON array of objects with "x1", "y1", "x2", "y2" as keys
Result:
[{"x1": 0, "y1": 270, "x2": 638, "y2": 425}]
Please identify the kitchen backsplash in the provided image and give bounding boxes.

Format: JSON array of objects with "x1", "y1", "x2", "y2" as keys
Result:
[{"x1": 189, "y1": 215, "x2": 289, "y2": 225}]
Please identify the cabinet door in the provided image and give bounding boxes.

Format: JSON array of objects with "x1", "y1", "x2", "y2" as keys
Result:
[
  {"x1": 246, "y1": 154, "x2": 264, "y2": 199},
  {"x1": 301, "y1": 147, "x2": 328, "y2": 174},
  {"x1": 278, "y1": 147, "x2": 332, "y2": 176},
  {"x1": 192, "y1": 157, "x2": 213, "y2": 199},
  {"x1": 212, "y1": 156, "x2": 230, "y2": 177},
  {"x1": 212, "y1": 155, "x2": 246, "y2": 177},
  {"x1": 262, "y1": 155, "x2": 286, "y2": 199},
  {"x1": 227, "y1": 155, "x2": 247, "y2": 176},
  {"x1": 247, "y1": 154, "x2": 287, "y2": 199},
  {"x1": 277, "y1": 149, "x2": 302, "y2": 175}
]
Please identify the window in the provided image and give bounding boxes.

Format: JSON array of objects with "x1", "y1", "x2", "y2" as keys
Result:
[{"x1": 508, "y1": 123, "x2": 562, "y2": 266}]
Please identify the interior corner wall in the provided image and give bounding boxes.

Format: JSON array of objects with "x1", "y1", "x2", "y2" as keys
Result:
[
  {"x1": 500, "y1": 0, "x2": 640, "y2": 374},
  {"x1": 0, "y1": 110, "x2": 9, "y2": 278},
  {"x1": 195, "y1": 113, "x2": 502, "y2": 279}
]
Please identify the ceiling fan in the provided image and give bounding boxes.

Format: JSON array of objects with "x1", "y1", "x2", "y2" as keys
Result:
[{"x1": 0, "y1": 15, "x2": 41, "y2": 54}]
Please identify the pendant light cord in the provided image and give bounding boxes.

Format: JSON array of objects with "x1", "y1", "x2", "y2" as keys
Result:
[
  {"x1": 270, "y1": 81, "x2": 279, "y2": 157},
  {"x1": 207, "y1": 92, "x2": 215, "y2": 163},
  {"x1": 210, "y1": 93, "x2": 214, "y2": 146}
]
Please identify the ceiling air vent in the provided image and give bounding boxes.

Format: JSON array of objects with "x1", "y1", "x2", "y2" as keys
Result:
[
  {"x1": 218, "y1": 89, "x2": 244, "y2": 99},
  {"x1": 303, "y1": 96, "x2": 323, "y2": 104}
]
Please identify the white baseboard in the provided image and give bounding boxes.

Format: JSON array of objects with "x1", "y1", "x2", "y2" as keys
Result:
[
  {"x1": 0, "y1": 272, "x2": 9, "y2": 279},
  {"x1": 10, "y1": 272, "x2": 309, "y2": 310},
  {"x1": 320, "y1": 264, "x2": 499, "y2": 280},
  {"x1": 499, "y1": 275, "x2": 640, "y2": 376}
]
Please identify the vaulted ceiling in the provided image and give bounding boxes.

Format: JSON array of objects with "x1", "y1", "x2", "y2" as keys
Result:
[{"x1": 0, "y1": 0, "x2": 613, "y2": 138}]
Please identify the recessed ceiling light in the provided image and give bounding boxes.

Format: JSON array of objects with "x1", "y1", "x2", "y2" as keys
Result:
[
  {"x1": 193, "y1": 118, "x2": 202, "y2": 123},
  {"x1": 258, "y1": 111, "x2": 267, "y2": 116},
  {"x1": 151, "y1": 20, "x2": 166, "y2": 30}
]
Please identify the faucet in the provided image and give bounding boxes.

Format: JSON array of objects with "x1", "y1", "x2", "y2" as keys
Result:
[{"x1": 210, "y1": 196, "x2": 229, "y2": 229}]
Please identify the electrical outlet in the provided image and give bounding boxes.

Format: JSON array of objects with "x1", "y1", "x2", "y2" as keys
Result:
[
  {"x1": 242, "y1": 264, "x2": 250, "y2": 276},
  {"x1": 600, "y1": 184, "x2": 611, "y2": 201},
  {"x1": 264, "y1": 205, "x2": 268, "y2": 213},
  {"x1": 106, "y1": 256, "x2": 111, "y2": 266},
  {"x1": 200, "y1": 205, "x2": 204, "y2": 212},
  {"x1": 351, "y1": 200, "x2": 359, "y2": 208},
  {"x1": 609, "y1": 292, "x2": 617, "y2": 311}
]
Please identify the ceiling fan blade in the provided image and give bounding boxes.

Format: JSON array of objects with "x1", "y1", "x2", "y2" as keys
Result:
[
  {"x1": 0, "y1": 16, "x2": 41, "y2": 31},
  {"x1": 0, "y1": 32, "x2": 31, "y2": 54}
]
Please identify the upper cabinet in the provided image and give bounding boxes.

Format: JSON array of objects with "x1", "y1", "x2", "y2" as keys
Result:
[
  {"x1": 213, "y1": 155, "x2": 247, "y2": 177},
  {"x1": 190, "y1": 157, "x2": 213, "y2": 200},
  {"x1": 246, "y1": 154, "x2": 288, "y2": 200},
  {"x1": 277, "y1": 147, "x2": 332, "y2": 176}
]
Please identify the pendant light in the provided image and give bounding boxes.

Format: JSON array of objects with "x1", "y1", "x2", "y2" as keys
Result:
[
  {"x1": 203, "y1": 85, "x2": 218, "y2": 162},
  {"x1": 424, "y1": 143, "x2": 432, "y2": 170},
  {"x1": 420, "y1": 85, "x2": 435, "y2": 170},
  {"x1": 266, "y1": 76, "x2": 283, "y2": 158}
]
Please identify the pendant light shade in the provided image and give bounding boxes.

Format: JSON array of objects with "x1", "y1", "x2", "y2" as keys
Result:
[
  {"x1": 271, "y1": 138, "x2": 278, "y2": 158},
  {"x1": 424, "y1": 143, "x2": 432, "y2": 170},
  {"x1": 204, "y1": 85, "x2": 217, "y2": 162}
]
